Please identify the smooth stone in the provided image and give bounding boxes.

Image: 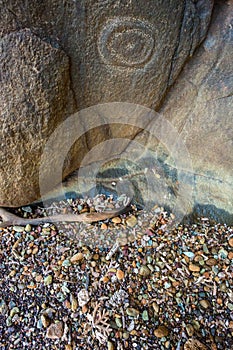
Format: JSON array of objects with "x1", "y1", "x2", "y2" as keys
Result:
[
  {"x1": 41, "y1": 314, "x2": 50, "y2": 328},
  {"x1": 44, "y1": 275, "x2": 53, "y2": 286},
  {"x1": 218, "y1": 249, "x2": 228, "y2": 259},
  {"x1": 112, "y1": 217, "x2": 122, "y2": 224},
  {"x1": 139, "y1": 265, "x2": 151, "y2": 277},
  {"x1": 9, "y1": 307, "x2": 20, "y2": 318},
  {"x1": 115, "y1": 317, "x2": 122, "y2": 328},
  {"x1": 107, "y1": 341, "x2": 115, "y2": 350},
  {"x1": 154, "y1": 325, "x2": 169, "y2": 338},
  {"x1": 126, "y1": 215, "x2": 137, "y2": 227},
  {"x1": 142, "y1": 310, "x2": 149, "y2": 321},
  {"x1": 199, "y1": 299, "x2": 211, "y2": 309},
  {"x1": 126, "y1": 308, "x2": 139, "y2": 318},
  {"x1": 62, "y1": 259, "x2": 71, "y2": 267},
  {"x1": 13, "y1": 226, "x2": 25, "y2": 232},
  {"x1": 25, "y1": 224, "x2": 32, "y2": 232},
  {"x1": 152, "y1": 302, "x2": 160, "y2": 315},
  {"x1": 206, "y1": 258, "x2": 217, "y2": 266},
  {"x1": 183, "y1": 252, "x2": 195, "y2": 259},
  {"x1": 71, "y1": 296, "x2": 78, "y2": 312},
  {"x1": 189, "y1": 263, "x2": 200, "y2": 272},
  {"x1": 116, "y1": 269, "x2": 125, "y2": 280},
  {"x1": 164, "y1": 282, "x2": 171, "y2": 289},
  {"x1": 70, "y1": 253, "x2": 83, "y2": 263},
  {"x1": 229, "y1": 238, "x2": 233, "y2": 247},
  {"x1": 185, "y1": 323, "x2": 194, "y2": 337}
]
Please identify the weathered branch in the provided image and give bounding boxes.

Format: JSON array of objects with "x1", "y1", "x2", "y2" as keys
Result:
[{"x1": 0, "y1": 202, "x2": 132, "y2": 228}]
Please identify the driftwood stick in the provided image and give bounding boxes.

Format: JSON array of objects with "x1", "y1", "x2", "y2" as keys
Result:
[{"x1": 0, "y1": 203, "x2": 132, "y2": 228}]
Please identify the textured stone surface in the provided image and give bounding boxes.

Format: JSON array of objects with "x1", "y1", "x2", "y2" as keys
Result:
[
  {"x1": 0, "y1": 29, "x2": 75, "y2": 206},
  {"x1": 0, "y1": 0, "x2": 213, "y2": 207},
  {"x1": 0, "y1": 0, "x2": 220, "y2": 209},
  {"x1": 158, "y1": 1, "x2": 233, "y2": 222},
  {"x1": 0, "y1": 0, "x2": 213, "y2": 109},
  {"x1": 50, "y1": 1, "x2": 232, "y2": 224}
]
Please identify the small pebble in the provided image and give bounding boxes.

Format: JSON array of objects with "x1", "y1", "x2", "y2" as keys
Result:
[
  {"x1": 126, "y1": 308, "x2": 139, "y2": 318},
  {"x1": 62, "y1": 259, "x2": 71, "y2": 267},
  {"x1": 116, "y1": 269, "x2": 125, "y2": 280},
  {"x1": 152, "y1": 302, "x2": 160, "y2": 315},
  {"x1": 139, "y1": 265, "x2": 151, "y2": 277},
  {"x1": 101, "y1": 223, "x2": 108, "y2": 230},
  {"x1": 46, "y1": 321, "x2": 64, "y2": 339},
  {"x1": 189, "y1": 263, "x2": 200, "y2": 272},
  {"x1": 228, "y1": 237, "x2": 233, "y2": 247},
  {"x1": 126, "y1": 215, "x2": 137, "y2": 227},
  {"x1": 200, "y1": 300, "x2": 211, "y2": 309},
  {"x1": 44, "y1": 275, "x2": 53, "y2": 286},
  {"x1": 112, "y1": 217, "x2": 122, "y2": 224},
  {"x1": 25, "y1": 224, "x2": 32, "y2": 232},
  {"x1": 115, "y1": 317, "x2": 122, "y2": 328},
  {"x1": 142, "y1": 310, "x2": 149, "y2": 321},
  {"x1": 185, "y1": 324, "x2": 194, "y2": 337},
  {"x1": 107, "y1": 341, "x2": 115, "y2": 350},
  {"x1": 71, "y1": 296, "x2": 78, "y2": 312},
  {"x1": 41, "y1": 314, "x2": 50, "y2": 328},
  {"x1": 183, "y1": 252, "x2": 195, "y2": 259},
  {"x1": 10, "y1": 307, "x2": 19, "y2": 318},
  {"x1": 70, "y1": 252, "x2": 83, "y2": 263},
  {"x1": 13, "y1": 226, "x2": 25, "y2": 232},
  {"x1": 154, "y1": 325, "x2": 169, "y2": 338},
  {"x1": 206, "y1": 258, "x2": 217, "y2": 266},
  {"x1": 65, "y1": 345, "x2": 73, "y2": 350}
]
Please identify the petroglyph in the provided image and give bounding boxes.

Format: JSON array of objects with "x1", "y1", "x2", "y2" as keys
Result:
[{"x1": 98, "y1": 17, "x2": 155, "y2": 68}]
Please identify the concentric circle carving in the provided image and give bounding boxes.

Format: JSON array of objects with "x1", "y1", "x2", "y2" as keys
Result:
[{"x1": 98, "y1": 17, "x2": 155, "y2": 68}]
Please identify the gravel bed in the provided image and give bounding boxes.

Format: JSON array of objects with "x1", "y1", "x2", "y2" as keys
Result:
[{"x1": 0, "y1": 195, "x2": 232, "y2": 350}]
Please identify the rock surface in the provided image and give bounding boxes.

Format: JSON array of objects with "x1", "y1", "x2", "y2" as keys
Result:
[
  {"x1": 74, "y1": 0, "x2": 232, "y2": 224},
  {"x1": 0, "y1": 0, "x2": 212, "y2": 108},
  {"x1": 0, "y1": 0, "x2": 213, "y2": 207},
  {"x1": 0, "y1": 29, "x2": 75, "y2": 206},
  {"x1": 2, "y1": 1, "x2": 233, "y2": 225},
  {"x1": 158, "y1": 1, "x2": 233, "y2": 223}
]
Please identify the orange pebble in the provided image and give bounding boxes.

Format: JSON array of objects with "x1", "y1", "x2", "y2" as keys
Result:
[
  {"x1": 82, "y1": 305, "x2": 88, "y2": 313},
  {"x1": 128, "y1": 287, "x2": 133, "y2": 294},
  {"x1": 101, "y1": 223, "x2": 108, "y2": 230},
  {"x1": 102, "y1": 276, "x2": 109, "y2": 283},
  {"x1": 116, "y1": 269, "x2": 125, "y2": 280}
]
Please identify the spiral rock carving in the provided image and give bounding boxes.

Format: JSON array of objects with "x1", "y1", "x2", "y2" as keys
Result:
[{"x1": 98, "y1": 17, "x2": 155, "y2": 68}]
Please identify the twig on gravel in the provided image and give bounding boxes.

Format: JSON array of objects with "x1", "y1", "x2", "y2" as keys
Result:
[{"x1": 0, "y1": 201, "x2": 132, "y2": 228}]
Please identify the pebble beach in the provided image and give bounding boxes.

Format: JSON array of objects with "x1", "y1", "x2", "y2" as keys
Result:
[{"x1": 0, "y1": 195, "x2": 232, "y2": 350}]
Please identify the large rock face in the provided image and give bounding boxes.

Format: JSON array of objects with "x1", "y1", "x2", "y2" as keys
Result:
[
  {"x1": 158, "y1": 1, "x2": 233, "y2": 222},
  {"x1": 0, "y1": 0, "x2": 213, "y2": 108},
  {"x1": 55, "y1": 0, "x2": 232, "y2": 224},
  {"x1": 0, "y1": 29, "x2": 76, "y2": 206},
  {"x1": 2, "y1": 0, "x2": 231, "y2": 226},
  {"x1": 0, "y1": 0, "x2": 213, "y2": 207}
]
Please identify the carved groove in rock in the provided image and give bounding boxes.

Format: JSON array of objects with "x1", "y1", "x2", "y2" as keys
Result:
[{"x1": 98, "y1": 17, "x2": 155, "y2": 68}]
